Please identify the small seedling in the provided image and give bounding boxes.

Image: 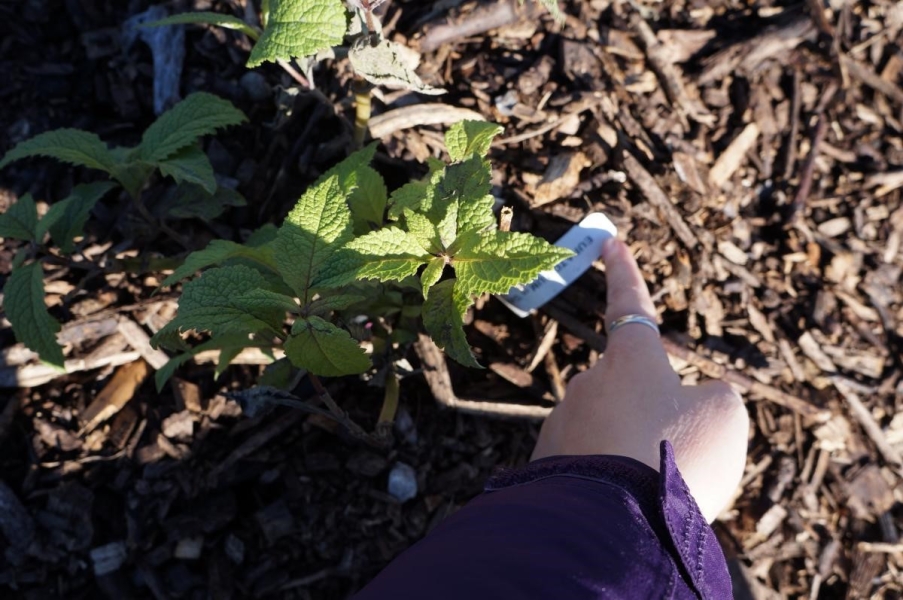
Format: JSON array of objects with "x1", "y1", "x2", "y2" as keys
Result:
[
  {"x1": 0, "y1": 92, "x2": 247, "y2": 368},
  {"x1": 151, "y1": 120, "x2": 573, "y2": 390}
]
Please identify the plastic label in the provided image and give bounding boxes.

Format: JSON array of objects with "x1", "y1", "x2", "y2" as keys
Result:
[{"x1": 497, "y1": 212, "x2": 617, "y2": 318}]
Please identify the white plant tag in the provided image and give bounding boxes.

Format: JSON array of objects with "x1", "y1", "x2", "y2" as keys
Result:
[{"x1": 497, "y1": 212, "x2": 617, "y2": 317}]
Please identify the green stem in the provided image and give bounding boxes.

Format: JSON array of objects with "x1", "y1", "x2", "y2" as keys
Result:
[
  {"x1": 376, "y1": 367, "x2": 399, "y2": 440},
  {"x1": 352, "y1": 79, "x2": 373, "y2": 149}
]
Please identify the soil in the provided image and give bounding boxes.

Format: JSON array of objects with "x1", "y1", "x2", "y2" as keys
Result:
[{"x1": 1, "y1": 0, "x2": 903, "y2": 598}]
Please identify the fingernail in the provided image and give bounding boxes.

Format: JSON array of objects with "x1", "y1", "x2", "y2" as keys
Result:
[{"x1": 601, "y1": 237, "x2": 618, "y2": 259}]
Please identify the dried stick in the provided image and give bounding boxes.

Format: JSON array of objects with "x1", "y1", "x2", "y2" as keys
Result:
[
  {"x1": 621, "y1": 151, "x2": 701, "y2": 249},
  {"x1": 368, "y1": 104, "x2": 483, "y2": 139},
  {"x1": 788, "y1": 82, "x2": 838, "y2": 225},
  {"x1": 832, "y1": 376, "x2": 903, "y2": 471},
  {"x1": 414, "y1": 335, "x2": 552, "y2": 420},
  {"x1": 418, "y1": 0, "x2": 542, "y2": 53}
]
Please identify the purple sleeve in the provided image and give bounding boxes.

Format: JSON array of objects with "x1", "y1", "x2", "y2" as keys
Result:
[{"x1": 355, "y1": 441, "x2": 732, "y2": 600}]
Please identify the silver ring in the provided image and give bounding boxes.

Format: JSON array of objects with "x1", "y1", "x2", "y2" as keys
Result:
[{"x1": 608, "y1": 314, "x2": 660, "y2": 336}]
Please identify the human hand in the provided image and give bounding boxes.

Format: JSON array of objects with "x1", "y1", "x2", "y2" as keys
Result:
[{"x1": 532, "y1": 238, "x2": 749, "y2": 522}]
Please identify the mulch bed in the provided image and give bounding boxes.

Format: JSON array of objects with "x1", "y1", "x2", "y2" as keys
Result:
[{"x1": 2, "y1": 0, "x2": 902, "y2": 597}]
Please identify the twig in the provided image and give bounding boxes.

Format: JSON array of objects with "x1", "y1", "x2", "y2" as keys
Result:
[
  {"x1": 308, "y1": 373, "x2": 382, "y2": 445},
  {"x1": 418, "y1": 0, "x2": 541, "y2": 53},
  {"x1": 414, "y1": 335, "x2": 553, "y2": 419},
  {"x1": 788, "y1": 82, "x2": 838, "y2": 225},
  {"x1": 208, "y1": 409, "x2": 308, "y2": 482},
  {"x1": 621, "y1": 151, "x2": 701, "y2": 249},
  {"x1": 630, "y1": 14, "x2": 713, "y2": 127},
  {"x1": 368, "y1": 104, "x2": 483, "y2": 139},
  {"x1": 832, "y1": 376, "x2": 903, "y2": 470},
  {"x1": 840, "y1": 54, "x2": 903, "y2": 104}
]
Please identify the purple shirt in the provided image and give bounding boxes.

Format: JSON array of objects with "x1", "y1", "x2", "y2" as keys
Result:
[{"x1": 356, "y1": 441, "x2": 732, "y2": 599}]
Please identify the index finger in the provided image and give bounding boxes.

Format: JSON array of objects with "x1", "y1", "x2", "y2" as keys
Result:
[{"x1": 600, "y1": 239, "x2": 671, "y2": 368}]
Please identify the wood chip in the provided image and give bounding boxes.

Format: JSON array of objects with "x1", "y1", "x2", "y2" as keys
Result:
[
  {"x1": 709, "y1": 122, "x2": 760, "y2": 188},
  {"x1": 79, "y1": 359, "x2": 150, "y2": 434}
]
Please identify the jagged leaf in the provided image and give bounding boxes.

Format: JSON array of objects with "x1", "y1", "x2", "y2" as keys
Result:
[
  {"x1": 39, "y1": 182, "x2": 118, "y2": 253},
  {"x1": 347, "y1": 166, "x2": 387, "y2": 233},
  {"x1": 3, "y1": 262, "x2": 65, "y2": 369},
  {"x1": 322, "y1": 143, "x2": 377, "y2": 193},
  {"x1": 138, "y1": 92, "x2": 247, "y2": 162},
  {"x1": 307, "y1": 293, "x2": 367, "y2": 316},
  {"x1": 151, "y1": 265, "x2": 297, "y2": 345},
  {"x1": 387, "y1": 179, "x2": 429, "y2": 220},
  {"x1": 422, "y1": 279, "x2": 479, "y2": 368},
  {"x1": 284, "y1": 316, "x2": 369, "y2": 376},
  {"x1": 452, "y1": 231, "x2": 574, "y2": 295},
  {"x1": 247, "y1": 0, "x2": 347, "y2": 67},
  {"x1": 440, "y1": 155, "x2": 495, "y2": 232},
  {"x1": 145, "y1": 11, "x2": 261, "y2": 40},
  {"x1": 156, "y1": 144, "x2": 217, "y2": 193},
  {"x1": 275, "y1": 174, "x2": 354, "y2": 300},
  {"x1": 420, "y1": 256, "x2": 446, "y2": 298},
  {"x1": 318, "y1": 227, "x2": 429, "y2": 287},
  {"x1": 160, "y1": 239, "x2": 279, "y2": 287},
  {"x1": 161, "y1": 185, "x2": 246, "y2": 220},
  {"x1": 349, "y1": 38, "x2": 445, "y2": 95},
  {"x1": 445, "y1": 120, "x2": 503, "y2": 162},
  {"x1": 0, "y1": 194, "x2": 38, "y2": 241},
  {"x1": 0, "y1": 128, "x2": 121, "y2": 176}
]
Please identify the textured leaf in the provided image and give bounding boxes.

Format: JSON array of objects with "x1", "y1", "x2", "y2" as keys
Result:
[
  {"x1": 109, "y1": 157, "x2": 155, "y2": 199},
  {"x1": 445, "y1": 120, "x2": 503, "y2": 162},
  {"x1": 138, "y1": 92, "x2": 247, "y2": 162},
  {"x1": 307, "y1": 293, "x2": 367, "y2": 315},
  {"x1": 156, "y1": 145, "x2": 217, "y2": 193},
  {"x1": 246, "y1": 223, "x2": 278, "y2": 247},
  {"x1": 422, "y1": 279, "x2": 479, "y2": 368},
  {"x1": 322, "y1": 143, "x2": 377, "y2": 193},
  {"x1": 319, "y1": 227, "x2": 430, "y2": 287},
  {"x1": 145, "y1": 11, "x2": 260, "y2": 40},
  {"x1": 40, "y1": 182, "x2": 117, "y2": 253},
  {"x1": 440, "y1": 156, "x2": 495, "y2": 232},
  {"x1": 452, "y1": 231, "x2": 574, "y2": 295},
  {"x1": 3, "y1": 262, "x2": 65, "y2": 368},
  {"x1": 386, "y1": 179, "x2": 429, "y2": 220},
  {"x1": 0, "y1": 194, "x2": 38, "y2": 241},
  {"x1": 275, "y1": 174, "x2": 353, "y2": 300},
  {"x1": 349, "y1": 37, "x2": 445, "y2": 94},
  {"x1": 151, "y1": 265, "x2": 297, "y2": 345},
  {"x1": 161, "y1": 185, "x2": 246, "y2": 220},
  {"x1": 0, "y1": 128, "x2": 121, "y2": 176},
  {"x1": 347, "y1": 166, "x2": 387, "y2": 233},
  {"x1": 247, "y1": 0, "x2": 347, "y2": 67},
  {"x1": 284, "y1": 316, "x2": 369, "y2": 376},
  {"x1": 160, "y1": 239, "x2": 279, "y2": 287},
  {"x1": 420, "y1": 256, "x2": 446, "y2": 298}
]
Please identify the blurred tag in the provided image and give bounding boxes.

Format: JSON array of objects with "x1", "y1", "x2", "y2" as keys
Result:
[{"x1": 497, "y1": 212, "x2": 617, "y2": 318}]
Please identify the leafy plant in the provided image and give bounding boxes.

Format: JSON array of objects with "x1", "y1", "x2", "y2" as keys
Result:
[
  {"x1": 151, "y1": 120, "x2": 573, "y2": 389},
  {"x1": 0, "y1": 93, "x2": 247, "y2": 368},
  {"x1": 148, "y1": 0, "x2": 565, "y2": 95}
]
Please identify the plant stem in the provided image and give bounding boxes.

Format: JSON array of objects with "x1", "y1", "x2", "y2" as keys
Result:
[
  {"x1": 352, "y1": 78, "x2": 373, "y2": 149},
  {"x1": 376, "y1": 367, "x2": 399, "y2": 440},
  {"x1": 307, "y1": 373, "x2": 382, "y2": 446}
]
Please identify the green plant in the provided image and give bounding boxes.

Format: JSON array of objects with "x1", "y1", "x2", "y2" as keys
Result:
[
  {"x1": 0, "y1": 92, "x2": 247, "y2": 368},
  {"x1": 151, "y1": 120, "x2": 573, "y2": 390},
  {"x1": 148, "y1": 0, "x2": 564, "y2": 143}
]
